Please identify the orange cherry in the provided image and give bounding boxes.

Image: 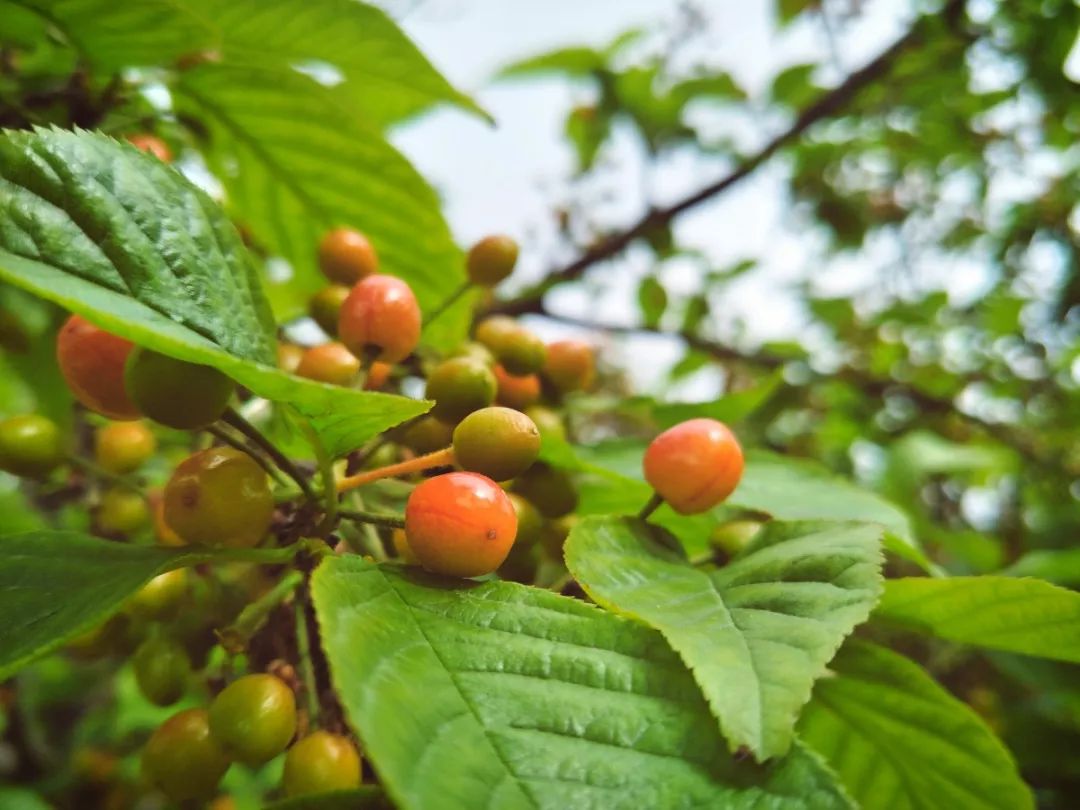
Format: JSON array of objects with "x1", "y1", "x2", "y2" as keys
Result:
[
  {"x1": 642, "y1": 419, "x2": 744, "y2": 514},
  {"x1": 338, "y1": 275, "x2": 421, "y2": 365},
  {"x1": 56, "y1": 315, "x2": 140, "y2": 420}
]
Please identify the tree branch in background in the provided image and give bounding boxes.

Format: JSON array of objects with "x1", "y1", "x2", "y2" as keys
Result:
[
  {"x1": 489, "y1": 0, "x2": 967, "y2": 318},
  {"x1": 535, "y1": 308, "x2": 1063, "y2": 476}
]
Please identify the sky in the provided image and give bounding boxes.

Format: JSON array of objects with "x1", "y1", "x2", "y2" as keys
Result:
[{"x1": 388, "y1": 0, "x2": 911, "y2": 396}]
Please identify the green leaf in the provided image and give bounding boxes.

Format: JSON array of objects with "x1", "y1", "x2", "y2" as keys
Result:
[
  {"x1": 312, "y1": 556, "x2": 855, "y2": 810},
  {"x1": 9, "y1": 0, "x2": 212, "y2": 70},
  {"x1": 872, "y1": 576, "x2": 1080, "y2": 663},
  {"x1": 265, "y1": 788, "x2": 393, "y2": 810},
  {"x1": 771, "y1": 64, "x2": 820, "y2": 108},
  {"x1": 0, "y1": 127, "x2": 429, "y2": 455},
  {"x1": 1003, "y1": 547, "x2": 1080, "y2": 587},
  {"x1": 670, "y1": 73, "x2": 747, "y2": 106},
  {"x1": 0, "y1": 126, "x2": 275, "y2": 363},
  {"x1": 0, "y1": 529, "x2": 290, "y2": 680},
  {"x1": 776, "y1": 0, "x2": 818, "y2": 25},
  {"x1": 173, "y1": 64, "x2": 470, "y2": 348},
  {"x1": 499, "y1": 47, "x2": 605, "y2": 79},
  {"x1": 637, "y1": 275, "x2": 667, "y2": 328},
  {"x1": 799, "y1": 640, "x2": 1033, "y2": 810},
  {"x1": 565, "y1": 517, "x2": 883, "y2": 760},
  {"x1": 186, "y1": 0, "x2": 484, "y2": 127},
  {"x1": 731, "y1": 450, "x2": 914, "y2": 544}
]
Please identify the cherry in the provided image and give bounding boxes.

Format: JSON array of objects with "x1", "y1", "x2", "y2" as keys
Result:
[
  {"x1": 208, "y1": 673, "x2": 297, "y2": 765},
  {"x1": 282, "y1": 731, "x2": 362, "y2": 797},
  {"x1": 642, "y1": 418, "x2": 744, "y2": 514},
  {"x1": 56, "y1": 314, "x2": 140, "y2": 420},
  {"x1": 364, "y1": 360, "x2": 392, "y2": 390},
  {"x1": 524, "y1": 405, "x2": 566, "y2": 441},
  {"x1": 308, "y1": 284, "x2": 350, "y2": 336},
  {"x1": 399, "y1": 415, "x2": 454, "y2": 455},
  {"x1": 133, "y1": 637, "x2": 190, "y2": 706},
  {"x1": 148, "y1": 488, "x2": 185, "y2": 547},
  {"x1": 392, "y1": 528, "x2": 418, "y2": 564},
  {"x1": 541, "y1": 513, "x2": 577, "y2": 558},
  {"x1": 404, "y1": 472, "x2": 518, "y2": 577},
  {"x1": 296, "y1": 342, "x2": 360, "y2": 386},
  {"x1": 94, "y1": 421, "x2": 155, "y2": 474},
  {"x1": 494, "y1": 365, "x2": 541, "y2": 410},
  {"x1": 126, "y1": 133, "x2": 173, "y2": 162},
  {"x1": 318, "y1": 227, "x2": 379, "y2": 285},
  {"x1": 475, "y1": 317, "x2": 546, "y2": 376},
  {"x1": 128, "y1": 569, "x2": 189, "y2": 619},
  {"x1": 338, "y1": 275, "x2": 421, "y2": 364},
  {"x1": 143, "y1": 709, "x2": 230, "y2": 802},
  {"x1": 95, "y1": 487, "x2": 149, "y2": 536},
  {"x1": 451, "y1": 341, "x2": 496, "y2": 367},
  {"x1": 452, "y1": 406, "x2": 540, "y2": 481},
  {"x1": 425, "y1": 357, "x2": 497, "y2": 423},
  {"x1": 513, "y1": 463, "x2": 577, "y2": 518},
  {"x1": 124, "y1": 348, "x2": 235, "y2": 430},
  {"x1": 163, "y1": 447, "x2": 274, "y2": 548},
  {"x1": 0, "y1": 414, "x2": 63, "y2": 478},
  {"x1": 278, "y1": 342, "x2": 304, "y2": 373},
  {"x1": 543, "y1": 340, "x2": 595, "y2": 393},
  {"x1": 710, "y1": 520, "x2": 762, "y2": 558},
  {"x1": 466, "y1": 235, "x2": 519, "y2": 287}
]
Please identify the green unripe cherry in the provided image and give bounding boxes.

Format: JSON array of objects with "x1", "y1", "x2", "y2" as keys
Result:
[
  {"x1": 524, "y1": 405, "x2": 566, "y2": 441},
  {"x1": 426, "y1": 357, "x2": 497, "y2": 423},
  {"x1": 282, "y1": 731, "x2": 362, "y2": 797},
  {"x1": 475, "y1": 317, "x2": 546, "y2": 376},
  {"x1": 308, "y1": 285, "x2": 351, "y2": 336},
  {"x1": 208, "y1": 674, "x2": 297, "y2": 765},
  {"x1": 142, "y1": 709, "x2": 230, "y2": 802},
  {"x1": 451, "y1": 341, "x2": 496, "y2": 367},
  {"x1": 164, "y1": 447, "x2": 274, "y2": 548},
  {"x1": 0, "y1": 414, "x2": 63, "y2": 478},
  {"x1": 125, "y1": 348, "x2": 235, "y2": 430},
  {"x1": 134, "y1": 637, "x2": 191, "y2": 706},
  {"x1": 466, "y1": 235, "x2": 519, "y2": 287},
  {"x1": 128, "y1": 569, "x2": 189, "y2": 620},
  {"x1": 452, "y1": 407, "x2": 540, "y2": 481},
  {"x1": 398, "y1": 415, "x2": 454, "y2": 456},
  {"x1": 513, "y1": 463, "x2": 577, "y2": 518},
  {"x1": 96, "y1": 487, "x2": 150, "y2": 536}
]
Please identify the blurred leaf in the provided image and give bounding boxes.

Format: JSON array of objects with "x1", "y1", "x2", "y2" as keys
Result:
[
  {"x1": 174, "y1": 64, "x2": 470, "y2": 350},
  {"x1": 873, "y1": 576, "x2": 1080, "y2": 663},
  {"x1": 1003, "y1": 548, "x2": 1080, "y2": 587},
  {"x1": 776, "y1": 0, "x2": 818, "y2": 26},
  {"x1": 189, "y1": 0, "x2": 485, "y2": 126},
  {"x1": 565, "y1": 104, "x2": 611, "y2": 171},
  {"x1": 670, "y1": 73, "x2": 747, "y2": 106},
  {"x1": 566, "y1": 516, "x2": 882, "y2": 759},
  {"x1": 637, "y1": 275, "x2": 668, "y2": 328},
  {"x1": 499, "y1": 47, "x2": 604, "y2": 79},
  {"x1": 889, "y1": 431, "x2": 1015, "y2": 478},
  {"x1": 800, "y1": 640, "x2": 1033, "y2": 810},
  {"x1": 771, "y1": 64, "x2": 820, "y2": 108},
  {"x1": 0, "y1": 530, "x2": 269, "y2": 680},
  {"x1": 313, "y1": 555, "x2": 855, "y2": 809},
  {"x1": 681, "y1": 294, "x2": 709, "y2": 332},
  {"x1": 265, "y1": 788, "x2": 393, "y2": 810},
  {"x1": 0, "y1": 788, "x2": 52, "y2": 810},
  {"x1": 653, "y1": 371, "x2": 783, "y2": 427}
]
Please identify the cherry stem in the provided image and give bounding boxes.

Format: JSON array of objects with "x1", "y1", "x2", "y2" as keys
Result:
[
  {"x1": 338, "y1": 508, "x2": 406, "y2": 530},
  {"x1": 638, "y1": 491, "x2": 664, "y2": 520},
  {"x1": 218, "y1": 570, "x2": 303, "y2": 654},
  {"x1": 294, "y1": 593, "x2": 321, "y2": 728},
  {"x1": 335, "y1": 446, "x2": 455, "y2": 494},
  {"x1": 65, "y1": 454, "x2": 142, "y2": 493},
  {"x1": 422, "y1": 280, "x2": 471, "y2": 332},
  {"x1": 222, "y1": 408, "x2": 316, "y2": 503}
]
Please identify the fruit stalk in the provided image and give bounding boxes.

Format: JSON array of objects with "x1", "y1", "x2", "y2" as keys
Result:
[
  {"x1": 222, "y1": 408, "x2": 316, "y2": 502},
  {"x1": 335, "y1": 446, "x2": 455, "y2": 494}
]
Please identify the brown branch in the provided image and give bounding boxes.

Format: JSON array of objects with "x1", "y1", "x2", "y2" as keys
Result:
[
  {"x1": 536, "y1": 309, "x2": 1062, "y2": 475},
  {"x1": 489, "y1": 0, "x2": 966, "y2": 318}
]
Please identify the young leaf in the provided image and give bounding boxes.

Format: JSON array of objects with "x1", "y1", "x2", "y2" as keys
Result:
[
  {"x1": 0, "y1": 128, "x2": 429, "y2": 454},
  {"x1": 173, "y1": 64, "x2": 470, "y2": 348},
  {"x1": 565, "y1": 517, "x2": 883, "y2": 760},
  {"x1": 0, "y1": 530, "x2": 289, "y2": 680},
  {"x1": 799, "y1": 640, "x2": 1034, "y2": 810},
  {"x1": 312, "y1": 556, "x2": 855, "y2": 810},
  {"x1": 186, "y1": 0, "x2": 484, "y2": 127},
  {"x1": 872, "y1": 576, "x2": 1080, "y2": 663}
]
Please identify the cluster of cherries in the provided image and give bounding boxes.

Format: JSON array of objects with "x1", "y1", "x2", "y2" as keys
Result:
[{"x1": 0, "y1": 131, "x2": 746, "y2": 803}]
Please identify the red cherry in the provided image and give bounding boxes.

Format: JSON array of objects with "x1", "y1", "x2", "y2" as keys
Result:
[
  {"x1": 56, "y1": 315, "x2": 140, "y2": 420},
  {"x1": 338, "y1": 275, "x2": 421, "y2": 364}
]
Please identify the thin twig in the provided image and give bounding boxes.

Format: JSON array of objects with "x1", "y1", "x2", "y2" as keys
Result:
[
  {"x1": 223, "y1": 408, "x2": 316, "y2": 502},
  {"x1": 206, "y1": 424, "x2": 289, "y2": 487},
  {"x1": 294, "y1": 594, "x2": 320, "y2": 728},
  {"x1": 338, "y1": 509, "x2": 407, "y2": 530},
  {"x1": 638, "y1": 492, "x2": 664, "y2": 520},
  {"x1": 488, "y1": 0, "x2": 966, "y2": 318}
]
